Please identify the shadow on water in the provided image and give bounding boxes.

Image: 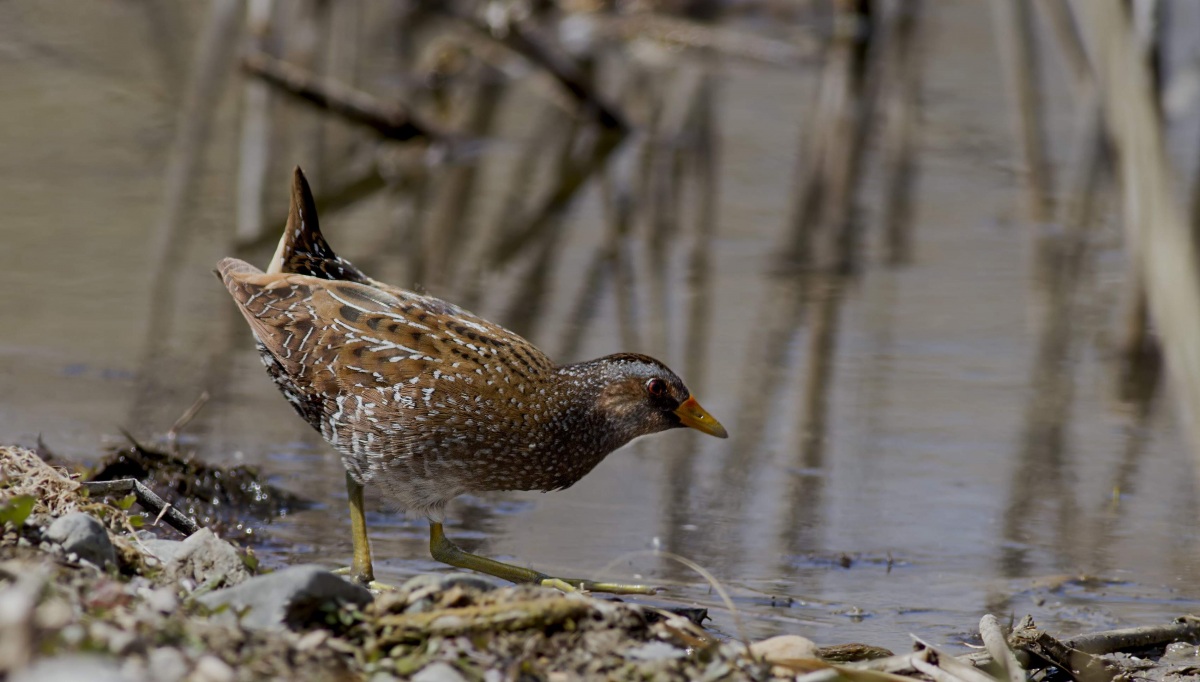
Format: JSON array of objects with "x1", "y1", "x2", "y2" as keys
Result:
[{"x1": 5, "y1": 0, "x2": 1200, "y2": 652}]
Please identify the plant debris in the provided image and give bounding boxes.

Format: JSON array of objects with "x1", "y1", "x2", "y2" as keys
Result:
[
  {"x1": 87, "y1": 439, "x2": 310, "y2": 541},
  {"x1": 3, "y1": 444, "x2": 1199, "y2": 682}
]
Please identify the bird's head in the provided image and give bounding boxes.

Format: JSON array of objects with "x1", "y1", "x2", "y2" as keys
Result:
[{"x1": 561, "y1": 353, "x2": 728, "y2": 444}]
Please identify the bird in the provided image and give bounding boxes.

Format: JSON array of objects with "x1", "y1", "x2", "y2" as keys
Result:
[{"x1": 217, "y1": 167, "x2": 727, "y2": 593}]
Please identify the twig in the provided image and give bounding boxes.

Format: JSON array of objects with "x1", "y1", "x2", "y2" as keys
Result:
[
  {"x1": 82, "y1": 479, "x2": 201, "y2": 537},
  {"x1": 241, "y1": 50, "x2": 448, "y2": 141},
  {"x1": 911, "y1": 637, "x2": 1002, "y2": 682}
]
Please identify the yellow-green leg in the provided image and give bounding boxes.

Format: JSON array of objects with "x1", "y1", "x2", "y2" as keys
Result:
[
  {"x1": 428, "y1": 522, "x2": 658, "y2": 595},
  {"x1": 346, "y1": 472, "x2": 374, "y2": 585}
]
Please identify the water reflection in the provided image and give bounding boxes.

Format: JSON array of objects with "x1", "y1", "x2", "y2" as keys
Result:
[{"x1": 3, "y1": 0, "x2": 1200, "y2": 653}]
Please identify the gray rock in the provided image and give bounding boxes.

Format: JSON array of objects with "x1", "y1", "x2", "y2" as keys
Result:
[
  {"x1": 190, "y1": 655, "x2": 235, "y2": 682},
  {"x1": 624, "y1": 641, "x2": 687, "y2": 661},
  {"x1": 45, "y1": 513, "x2": 116, "y2": 568},
  {"x1": 11, "y1": 654, "x2": 132, "y2": 682},
  {"x1": 142, "y1": 647, "x2": 189, "y2": 682},
  {"x1": 155, "y1": 529, "x2": 249, "y2": 589},
  {"x1": 400, "y1": 572, "x2": 500, "y2": 593},
  {"x1": 400, "y1": 572, "x2": 501, "y2": 614},
  {"x1": 197, "y1": 565, "x2": 372, "y2": 630},
  {"x1": 412, "y1": 662, "x2": 468, "y2": 682},
  {"x1": 140, "y1": 538, "x2": 185, "y2": 566}
]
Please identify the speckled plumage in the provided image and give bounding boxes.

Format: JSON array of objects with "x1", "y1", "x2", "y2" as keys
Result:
[{"x1": 218, "y1": 169, "x2": 725, "y2": 527}]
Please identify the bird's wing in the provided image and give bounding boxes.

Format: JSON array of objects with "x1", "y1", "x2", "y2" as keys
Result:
[{"x1": 217, "y1": 258, "x2": 555, "y2": 398}]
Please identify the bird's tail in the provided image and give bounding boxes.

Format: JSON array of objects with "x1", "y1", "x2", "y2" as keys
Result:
[{"x1": 267, "y1": 166, "x2": 371, "y2": 285}]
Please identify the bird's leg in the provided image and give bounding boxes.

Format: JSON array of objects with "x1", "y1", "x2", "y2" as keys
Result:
[
  {"x1": 428, "y1": 522, "x2": 659, "y2": 595},
  {"x1": 346, "y1": 472, "x2": 375, "y2": 585}
]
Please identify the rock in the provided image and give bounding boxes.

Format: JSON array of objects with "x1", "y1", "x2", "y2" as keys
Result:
[
  {"x1": 140, "y1": 538, "x2": 185, "y2": 566},
  {"x1": 400, "y1": 572, "x2": 501, "y2": 613},
  {"x1": 191, "y1": 655, "x2": 236, "y2": 682},
  {"x1": 10, "y1": 654, "x2": 131, "y2": 682},
  {"x1": 749, "y1": 634, "x2": 820, "y2": 674},
  {"x1": 153, "y1": 529, "x2": 249, "y2": 589},
  {"x1": 624, "y1": 641, "x2": 687, "y2": 661},
  {"x1": 412, "y1": 661, "x2": 468, "y2": 682},
  {"x1": 197, "y1": 565, "x2": 372, "y2": 630},
  {"x1": 0, "y1": 574, "x2": 41, "y2": 672},
  {"x1": 400, "y1": 573, "x2": 499, "y2": 593},
  {"x1": 45, "y1": 513, "x2": 116, "y2": 568},
  {"x1": 142, "y1": 647, "x2": 189, "y2": 682}
]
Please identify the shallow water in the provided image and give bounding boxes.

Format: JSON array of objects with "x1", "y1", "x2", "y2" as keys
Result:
[{"x1": 4, "y1": 0, "x2": 1200, "y2": 654}]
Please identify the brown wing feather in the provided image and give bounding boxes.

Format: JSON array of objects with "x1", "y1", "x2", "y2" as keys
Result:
[{"x1": 217, "y1": 257, "x2": 555, "y2": 445}]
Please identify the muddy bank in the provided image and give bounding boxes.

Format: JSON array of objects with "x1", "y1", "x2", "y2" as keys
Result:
[{"x1": 2, "y1": 444, "x2": 1198, "y2": 682}]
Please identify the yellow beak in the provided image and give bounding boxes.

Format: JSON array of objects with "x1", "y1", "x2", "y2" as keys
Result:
[{"x1": 673, "y1": 395, "x2": 728, "y2": 438}]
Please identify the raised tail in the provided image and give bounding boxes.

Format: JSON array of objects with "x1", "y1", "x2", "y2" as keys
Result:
[{"x1": 267, "y1": 166, "x2": 371, "y2": 284}]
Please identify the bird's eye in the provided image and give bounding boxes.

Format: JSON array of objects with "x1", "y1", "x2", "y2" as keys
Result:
[{"x1": 646, "y1": 378, "x2": 667, "y2": 397}]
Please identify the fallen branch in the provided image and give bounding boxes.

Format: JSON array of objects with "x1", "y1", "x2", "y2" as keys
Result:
[{"x1": 1064, "y1": 617, "x2": 1200, "y2": 656}]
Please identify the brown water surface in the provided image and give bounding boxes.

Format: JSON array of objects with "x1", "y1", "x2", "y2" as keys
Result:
[{"x1": 3, "y1": 0, "x2": 1199, "y2": 653}]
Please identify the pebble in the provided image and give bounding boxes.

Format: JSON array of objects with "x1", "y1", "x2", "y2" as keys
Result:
[
  {"x1": 191, "y1": 655, "x2": 236, "y2": 682},
  {"x1": 412, "y1": 661, "x2": 469, "y2": 682},
  {"x1": 197, "y1": 565, "x2": 373, "y2": 630},
  {"x1": 10, "y1": 654, "x2": 131, "y2": 682},
  {"x1": 148, "y1": 529, "x2": 249, "y2": 589},
  {"x1": 44, "y1": 513, "x2": 116, "y2": 569},
  {"x1": 149, "y1": 647, "x2": 190, "y2": 681}
]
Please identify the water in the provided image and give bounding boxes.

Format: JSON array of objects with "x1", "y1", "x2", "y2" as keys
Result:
[{"x1": 3, "y1": 0, "x2": 1199, "y2": 654}]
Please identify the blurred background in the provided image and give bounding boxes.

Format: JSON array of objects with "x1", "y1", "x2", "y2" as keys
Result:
[{"x1": 4, "y1": 0, "x2": 1200, "y2": 652}]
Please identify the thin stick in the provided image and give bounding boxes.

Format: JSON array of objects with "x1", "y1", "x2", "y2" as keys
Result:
[{"x1": 83, "y1": 479, "x2": 201, "y2": 537}]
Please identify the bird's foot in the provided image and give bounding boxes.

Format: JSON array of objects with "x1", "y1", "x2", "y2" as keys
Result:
[
  {"x1": 331, "y1": 566, "x2": 397, "y2": 592},
  {"x1": 539, "y1": 578, "x2": 577, "y2": 593}
]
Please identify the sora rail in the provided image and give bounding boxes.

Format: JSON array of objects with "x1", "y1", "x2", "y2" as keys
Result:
[{"x1": 218, "y1": 168, "x2": 727, "y2": 593}]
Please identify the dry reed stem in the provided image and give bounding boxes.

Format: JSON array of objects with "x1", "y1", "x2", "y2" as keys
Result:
[{"x1": 979, "y1": 615, "x2": 1025, "y2": 682}]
